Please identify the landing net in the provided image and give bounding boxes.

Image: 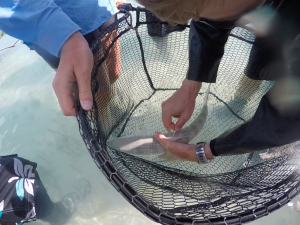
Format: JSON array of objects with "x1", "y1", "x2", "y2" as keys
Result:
[{"x1": 76, "y1": 7, "x2": 300, "y2": 225}]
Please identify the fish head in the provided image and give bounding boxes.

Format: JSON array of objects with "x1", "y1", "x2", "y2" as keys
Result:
[
  {"x1": 107, "y1": 135, "x2": 167, "y2": 156},
  {"x1": 107, "y1": 136, "x2": 154, "y2": 151}
]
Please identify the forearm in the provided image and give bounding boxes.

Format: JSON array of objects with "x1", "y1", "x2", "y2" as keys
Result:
[
  {"x1": 209, "y1": 94, "x2": 300, "y2": 156},
  {"x1": 209, "y1": 33, "x2": 300, "y2": 156},
  {"x1": 186, "y1": 18, "x2": 234, "y2": 83},
  {"x1": 0, "y1": 0, "x2": 80, "y2": 57},
  {"x1": 181, "y1": 79, "x2": 202, "y2": 98}
]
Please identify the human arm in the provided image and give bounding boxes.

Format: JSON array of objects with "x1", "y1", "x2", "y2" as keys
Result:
[
  {"x1": 162, "y1": 79, "x2": 201, "y2": 132},
  {"x1": 156, "y1": 89, "x2": 300, "y2": 161},
  {"x1": 0, "y1": 0, "x2": 93, "y2": 116},
  {"x1": 53, "y1": 31, "x2": 93, "y2": 116},
  {"x1": 210, "y1": 76, "x2": 300, "y2": 156},
  {"x1": 186, "y1": 18, "x2": 234, "y2": 83},
  {"x1": 155, "y1": 132, "x2": 214, "y2": 162},
  {"x1": 156, "y1": 41, "x2": 300, "y2": 161},
  {"x1": 161, "y1": 0, "x2": 271, "y2": 131},
  {"x1": 0, "y1": 0, "x2": 81, "y2": 57},
  {"x1": 158, "y1": 1, "x2": 300, "y2": 160},
  {"x1": 162, "y1": 19, "x2": 234, "y2": 131},
  {"x1": 209, "y1": 1, "x2": 300, "y2": 156}
]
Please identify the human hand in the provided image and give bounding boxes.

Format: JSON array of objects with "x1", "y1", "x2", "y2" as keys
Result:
[
  {"x1": 53, "y1": 31, "x2": 93, "y2": 116},
  {"x1": 155, "y1": 132, "x2": 213, "y2": 162},
  {"x1": 116, "y1": 0, "x2": 126, "y2": 9},
  {"x1": 236, "y1": 6, "x2": 274, "y2": 37},
  {"x1": 162, "y1": 79, "x2": 201, "y2": 132}
]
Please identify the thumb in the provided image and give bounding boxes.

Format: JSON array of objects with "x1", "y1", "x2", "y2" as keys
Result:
[
  {"x1": 155, "y1": 132, "x2": 197, "y2": 161},
  {"x1": 75, "y1": 55, "x2": 93, "y2": 111},
  {"x1": 154, "y1": 132, "x2": 173, "y2": 151},
  {"x1": 77, "y1": 76, "x2": 93, "y2": 110}
]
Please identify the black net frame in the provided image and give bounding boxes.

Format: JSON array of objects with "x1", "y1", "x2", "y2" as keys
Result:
[{"x1": 76, "y1": 7, "x2": 300, "y2": 225}]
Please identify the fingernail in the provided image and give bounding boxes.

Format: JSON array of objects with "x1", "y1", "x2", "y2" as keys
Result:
[
  {"x1": 155, "y1": 132, "x2": 159, "y2": 138},
  {"x1": 82, "y1": 100, "x2": 92, "y2": 110}
]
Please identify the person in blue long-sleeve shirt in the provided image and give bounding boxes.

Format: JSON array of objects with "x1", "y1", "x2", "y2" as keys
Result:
[
  {"x1": 0, "y1": 1, "x2": 122, "y2": 224},
  {"x1": 0, "y1": 0, "x2": 119, "y2": 117}
]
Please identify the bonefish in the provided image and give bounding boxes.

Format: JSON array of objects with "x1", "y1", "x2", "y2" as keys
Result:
[{"x1": 107, "y1": 84, "x2": 211, "y2": 156}]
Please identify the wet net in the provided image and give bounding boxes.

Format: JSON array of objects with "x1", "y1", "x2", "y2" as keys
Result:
[{"x1": 76, "y1": 7, "x2": 300, "y2": 225}]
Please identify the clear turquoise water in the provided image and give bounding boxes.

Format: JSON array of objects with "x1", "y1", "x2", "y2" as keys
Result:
[{"x1": 0, "y1": 34, "x2": 158, "y2": 225}]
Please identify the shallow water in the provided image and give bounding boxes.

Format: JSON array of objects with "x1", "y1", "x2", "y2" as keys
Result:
[
  {"x1": 0, "y1": 11, "x2": 299, "y2": 225},
  {"x1": 0, "y1": 34, "x2": 157, "y2": 225}
]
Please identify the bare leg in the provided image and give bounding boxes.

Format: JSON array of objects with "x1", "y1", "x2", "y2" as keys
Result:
[{"x1": 103, "y1": 29, "x2": 121, "y2": 84}]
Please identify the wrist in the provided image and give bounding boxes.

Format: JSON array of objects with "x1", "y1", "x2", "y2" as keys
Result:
[
  {"x1": 61, "y1": 31, "x2": 88, "y2": 55},
  {"x1": 181, "y1": 79, "x2": 202, "y2": 98},
  {"x1": 196, "y1": 142, "x2": 214, "y2": 164},
  {"x1": 204, "y1": 142, "x2": 214, "y2": 159}
]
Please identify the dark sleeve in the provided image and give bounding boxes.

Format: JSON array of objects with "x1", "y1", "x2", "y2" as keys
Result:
[
  {"x1": 210, "y1": 35, "x2": 300, "y2": 156},
  {"x1": 210, "y1": 93, "x2": 300, "y2": 156},
  {"x1": 186, "y1": 18, "x2": 235, "y2": 83}
]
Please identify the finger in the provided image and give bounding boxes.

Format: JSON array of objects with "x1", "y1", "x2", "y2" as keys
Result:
[
  {"x1": 155, "y1": 132, "x2": 198, "y2": 162},
  {"x1": 74, "y1": 50, "x2": 94, "y2": 111},
  {"x1": 154, "y1": 132, "x2": 174, "y2": 150},
  {"x1": 52, "y1": 71, "x2": 76, "y2": 117},
  {"x1": 162, "y1": 106, "x2": 176, "y2": 132},
  {"x1": 175, "y1": 112, "x2": 191, "y2": 131}
]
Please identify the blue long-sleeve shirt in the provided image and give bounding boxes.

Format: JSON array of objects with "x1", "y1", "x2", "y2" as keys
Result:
[{"x1": 0, "y1": 0, "x2": 118, "y2": 57}]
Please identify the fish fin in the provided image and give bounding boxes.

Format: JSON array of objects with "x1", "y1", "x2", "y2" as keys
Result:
[
  {"x1": 158, "y1": 152, "x2": 182, "y2": 161},
  {"x1": 166, "y1": 136, "x2": 190, "y2": 142},
  {"x1": 203, "y1": 83, "x2": 211, "y2": 104}
]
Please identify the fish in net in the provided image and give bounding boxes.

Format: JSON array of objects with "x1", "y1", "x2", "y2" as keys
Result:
[{"x1": 76, "y1": 6, "x2": 300, "y2": 225}]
